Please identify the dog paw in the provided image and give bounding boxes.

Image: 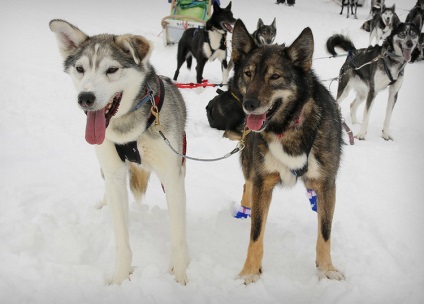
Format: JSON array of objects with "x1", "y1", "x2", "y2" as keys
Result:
[
  {"x1": 170, "y1": 266, "x2": 189, "y2": 285},
  {"x1": 355, "y1": 132, "x2": 366, "y2": 140},
  {"x1": 239, "y1": 273, "x2": 261, "y2": 285},
  {"x1": 108, "y1": 267, "x2": 133, "y2": 285},
  {"x1": 382, "y1": 132, "x2": 394, "y2": 141},
  {"x1": 317, "y1": 268, "x2": 345, "y2": 281}
]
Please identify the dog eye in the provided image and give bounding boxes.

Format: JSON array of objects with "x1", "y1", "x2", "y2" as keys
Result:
[
  {"x1": 244, "y1": 71, "x2": 252, "y2": 78},
  {"x1": 75, "y1": 66, "x2": 84, "y2": 73},
  {"x1": 398, "y1": 31, "x2": 406, "y2": 38},
  {"x1": 270, "y1": 74, "x2": 281, "y2": 80},
  {"x1": 106, "y1": 67, "x2": 119, "y2": 74}
]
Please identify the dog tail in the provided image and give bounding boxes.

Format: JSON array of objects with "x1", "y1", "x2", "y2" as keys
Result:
[
  {"x1": 129, "y1": 163, "x2": 150, "y2": 202},
  {"x1": 326, "y1": 34, "x2": 356, "y2": 56}
]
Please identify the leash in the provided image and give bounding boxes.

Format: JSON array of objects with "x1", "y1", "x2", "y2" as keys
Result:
[
  {"x1": 152, "y1": 105, "x2": 250, "y2": 161},
  {"x1": 175, "y1": 79, "x2": 228, "y2": 89}
]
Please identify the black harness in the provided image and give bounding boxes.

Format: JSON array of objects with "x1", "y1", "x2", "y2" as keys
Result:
[{"x1": 114, "y1": 76, "x2": 165, "y2": 164}]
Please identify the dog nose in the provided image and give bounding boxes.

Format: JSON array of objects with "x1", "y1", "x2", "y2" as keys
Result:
[
  {"x1": 243, "y1": 98, "x2": 260, "y2": 112},
  {"x1": 78, "y1": 92, "x2": 96, "y2": 108},
  {"x1": 406, "y1": 40, "x2": 413, "y2": 48}
]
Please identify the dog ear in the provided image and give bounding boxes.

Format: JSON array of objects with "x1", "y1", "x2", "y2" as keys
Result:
[
  {"x1": 392, "y1": 13, "x2": 401, "y2": 29},
  {"x1": 213, "y1": 1, "x2": 221, "y2": 12},
  {"x1": 49, "y1": 19, "x2": 89, "y2": 59},
  {"x1": 232, "y1": 19, "x2": 256, "y2": 65},
  {"x1": 411, "y1": 14, "x2": 422, "y2": 31},
  {"x1": 257, "y1": 18, "x2": 264, "y2": 29},
  {"x1": 115, "y1": 34, "x2": 152, "y2": 66},
  {"x1": 226, "y1": 1, "x2": 232, "y2": 10},
  {"x1": 286, "y1": 27, "x2": 314, "y2": 72},
  {"x1": 271, "y1": 17, "x2": 277, "y2": 30}
]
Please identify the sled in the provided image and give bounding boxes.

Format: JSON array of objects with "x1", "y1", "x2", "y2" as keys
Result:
[{"x1": 161, "y1": 0, "x2": 212, "y2": 46}]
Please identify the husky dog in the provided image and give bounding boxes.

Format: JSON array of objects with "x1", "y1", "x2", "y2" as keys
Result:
[
  {"x1": 412, "y1": 33, "x2": 424, "y2": 62},
  {"x1": 340, "y1": 0, "x2": 358, "y2": 19},
  {"x1": 173, "y1": 1, "x2": 236, "y2": 84},
  {"x1": 327, "y1": 16, "x2": 422, "y2": 141},
  {"x1": 231, "y1": 19, "x2": 344, "y2": 284},
  {"x1": 252, "y1": 18, "x2": 277, "y2": 46},
  {"x1": 369, "y1": 5, "x2": 400, "y2": 46},
  {"x1": 406, "y1": 0, "x2": 424, "y2": 32},
  {"x1": 49, "y1": 19, "x2": 189, "y2": 285}
]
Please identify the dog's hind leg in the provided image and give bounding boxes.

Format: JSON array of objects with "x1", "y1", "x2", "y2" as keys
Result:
[
  {"x1": 350, "y1": 91, "x2": 366, "y2": 124},
  {"x1": 239, "y1": 173, "x2": 280, "y2": 284},
  {"x1": 221, "y1": 59, "x2": 230, "y2": 85},
  {"x1": 96, "y1": 142, "x2": 132, "y2": 285},
  {"x1": 306, "y1": 179, "x2": 344, "y2": 281},
  {"x1": 129, "y1": 163, "x2": 150, "y2": 202},
  {"x1": 173, "y1": 45, "x2": 188, "y2": 81},
  {"x1": 382, "y1": 80, "x2": 402, "y2": 140}
]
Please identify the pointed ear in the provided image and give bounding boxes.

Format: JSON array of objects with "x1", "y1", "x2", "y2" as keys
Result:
[
  {"x1": 392, "y1": 4, "x2": 396, "y2": 11},
  {"x1": 115, "y1": 34, "x2": 152, "y2": 66},
  {"x1": 392, "y1": 13, "x2": 401, "y2": 29},
  {"x1": 231, "y1": 19, "x2": 256, "y2": 65},
  {"x1": 226, "y1": 1, "x2": 232, "y2": 10},
  {"x1": 257, "y1": 18, "x2": 264, "y2": 29},
  {"x1": 412, "y1": 14, "x2": 422, "y2": 31},
  {"x1": 271, "y1": 17, "x2": 276, "y2": 29},
  {"x1": 213, "y1": 1, "x2": 221, "y2": 12},
  {"x1": 286, "y1": 27, "x2": 314, "y2": 72},
  {"x1": 49, "y1": 19, "x2": 88, "y2": 59}
]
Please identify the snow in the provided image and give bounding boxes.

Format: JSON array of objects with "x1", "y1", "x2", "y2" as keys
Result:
[{"x1": 0, "y1": 0, "x2": 423, "y2": 303}]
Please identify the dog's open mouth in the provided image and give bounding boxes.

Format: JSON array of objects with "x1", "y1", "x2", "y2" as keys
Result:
[
  {"x1": 401, "y1": 47, "x2": 413, "y2": 62},
  {"x1": 222, "y1": 22, "x2": 234, "y2": 33},
  {"x1": 85, "y1": 92, "x2": 122, "y2": 145},
  {"x1": 246, "y1": 100, "x2": 281, "y2": 132}
]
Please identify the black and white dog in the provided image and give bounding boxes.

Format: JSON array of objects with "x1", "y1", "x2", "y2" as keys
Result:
[
  {"x1": 406, "y1": 0, "x2": 424, "y2": 32},
  {"x1": 206, "y1": 17, "x2": 278, "y2": 140},
  {"x1": 340, "y1": 0, "x2": 358, "y2": 19},
  {"x1": 173, "y1": 1, "x2": 236, "y2": 84},
  {"x1": 369, "y1": 4, "x2": 400, "y2": 46},
  {"x1": 327, "y1": 16, "x2": 422, "y2": 141}
]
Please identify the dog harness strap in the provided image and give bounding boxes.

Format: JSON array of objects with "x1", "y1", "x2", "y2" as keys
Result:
[
  {"x1": 145, "y1": 77, "x2": 165, "y2": 130},
  {"x1": 115, "y1": 141, "x2": 142, "y2": 164},
  {"x1": 380, "y1": 58, "x2": 396, "y2": 85},
  {"x1": 114, "y1": 76, "x2": 165, "y2": 164}
]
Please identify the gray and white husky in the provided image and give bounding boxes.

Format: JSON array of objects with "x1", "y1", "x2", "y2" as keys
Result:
[
  {"x1": 327, "y1": 15, "x2": 422, "y2": 140},
  {"x1": 369, "y1": 4, "x2": 400, "y2": 46},
  {"x1": 49, "y1": 19, "x2": 189, "y2": 285}
]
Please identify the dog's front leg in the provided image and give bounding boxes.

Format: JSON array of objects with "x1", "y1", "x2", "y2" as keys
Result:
[
  {"x1": 96, "y1": 142, "x2": 132, "y2": 285},
  {"x1": 150, "y1": 147, "x2": 189, "y2": 285},
  {"x1": 239, "y1": 174, "x2": 279, "y2": 284},
  {"x1": 308, "y1": 180, "x2": 344, "y2": 281},
  {"x1": 357, "y1": 89, "x2": 376, "y2": 140},
  {"x1": 221, "y1": 58, "x2": 229, "y2": 85},
  {"x1": 383, "y1": 80, "x2": 403, "y2": 140}
]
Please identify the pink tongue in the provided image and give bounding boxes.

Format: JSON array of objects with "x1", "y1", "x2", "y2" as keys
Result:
[
  {"x1": 403, "y1": 49, "x2": 411, "y2": 62},
  {"x1": 85, "y1": 108, "x2": 106, "y2": 145},
  {"x1": 246, "y1": 113, "x2": 266, "y2": 131}
]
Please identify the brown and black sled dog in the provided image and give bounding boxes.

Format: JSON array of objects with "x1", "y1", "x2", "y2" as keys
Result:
[{"x1": 231, "y1": 20, "x2": 344, "y2": 283}]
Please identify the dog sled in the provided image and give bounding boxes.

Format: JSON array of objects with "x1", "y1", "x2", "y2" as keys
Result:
[{"x1": 161, "y1": 0, "x2": 213, "y2": 46}]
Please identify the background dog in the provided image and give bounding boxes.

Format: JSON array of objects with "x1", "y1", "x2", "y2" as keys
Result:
[
  {"x1": 327, "y1": 15, "x2": 422, "y2": 140},
  {"x1": 173, "y1": 1, "x2": 236, "y2": 84},
  {"x1": 252, "y1": 18, "x2": 277, "y2": 46},
  {"x1": 50, "y1": 19, "x2": 190, "y2": 285},
  {"x1": 369, "y1": 4, "x2": 400, "y2": 46},
  {"x1": 406, "y1": 0, "x2": 424, "y2": 32},
  {"x1": 206, "y1": 17, "x2": 277, "y2": 140},
  {"x1": 340, "y1": 0, "x2": 358, "y2": 19},
  {"x1": 231, "y1": 19, "x2": 344, "y2": 284}
]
